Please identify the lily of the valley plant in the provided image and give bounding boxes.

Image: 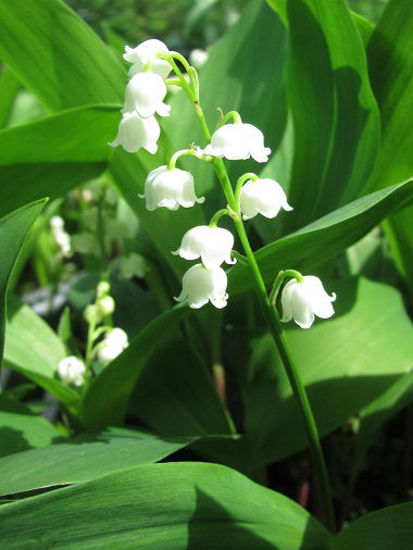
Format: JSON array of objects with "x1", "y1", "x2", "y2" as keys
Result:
[{"x1": 109, "y1": 38, "x2": 337, "y2": 530}]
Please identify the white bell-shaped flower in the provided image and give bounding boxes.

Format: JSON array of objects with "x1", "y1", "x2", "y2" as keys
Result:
[
  {"x1": 123, "y1": 72, "x2": 171, "y2": 118},
  {"x1": 109, "y1": 111, "x2": 160, "y2": 154},
  {"x1": 202, "y1": 123, "x2": 271, "y2": 162},
  {"x1": 57, "y1": 356, "x2": 86, "y2": 387},
  {"x1": 123, "y1": 39, "x2": 171, "y2": 79},
  {"x1": 174, "y1": 264, "x2": 228, "y2": 309},
  {"x1": 141, "y1": 165, "x2": 205, "y2": 211},
  {"x1": 172, "y1": 225, "x2": 235, "y2": 269},
  {"x1": 98, "y1": 328, "x2": 129, "y2": 365},
  {"x1": 240, "y1": 178, "x2": 293, "y2": 220},
  {"x1": 281, "y1": 276, "x2": 336, "y2": 329}
]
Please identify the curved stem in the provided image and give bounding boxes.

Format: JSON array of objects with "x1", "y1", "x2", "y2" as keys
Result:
[
  {"x1": 234, "y1": 172, "x2": 259, "y2": 210},
  {"x1": 168, "y1": 148, "x2": 209, "y2": 170},
  {"x1": 269, "y1": 269, "x2": 304, "y2": 305},
  {"x1": 187, "y1": 88, "x2": 336, "y2": 532},
  {"x1": 209, "y1": 208, "x2": 229, "y2": 227},
  {"x1": 216, "y1": 110, "x2": 242, "y2": 129}
]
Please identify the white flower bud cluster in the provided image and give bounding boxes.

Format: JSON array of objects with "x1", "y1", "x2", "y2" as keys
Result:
[
  {"x1": 50, "y1": 216, "x2": 71, "y2": 257},
  {"x1": 57, "y1": 356, "x2": 85, "y2": 387},
  {"x1": 109, "y1": 39, "x2": 172, "y2": 154}
]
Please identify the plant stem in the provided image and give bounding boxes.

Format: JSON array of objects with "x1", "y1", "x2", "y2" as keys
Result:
[{"x1": 187, "y1": 88, "x2": 335, "y2": 532}]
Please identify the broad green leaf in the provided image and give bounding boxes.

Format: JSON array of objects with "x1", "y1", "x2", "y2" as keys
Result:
[
  {"x1": 0, "y1": 0, "x2": 125, "y2": 111},
  {"x1": 0, "y1": 395, "x2": 60, "y2": 458},
  {"x1": 0, "y1": 462, "x2": 331, "y2": 549},
  {"x1": 351, "y1": 11, "x2": 375, "y2": 46},
  {"x1": 350, "y1": 370, "x2": 413, "y2": 484},
  {"x1": 283, "y1": 0, "x2": 380, "y2": 232},
  {"x1": 0, "y1": 65, "x2": 20, "y2": 127},
  {"x1": 0, "y1": 427, "x2": 197, "y2": 497},
  {"x1": 365, "y1": 0, "x2": 413, "y2": 192},
  {"x1": 0, "y1": 105, "x2": 119, "y2": 216},
  {"x1": 81, "y1": 304, "x2": 191, "y2": 428},
  {"x1": 364, "y1": 0, "x2": 413, "y2": 300},
  {"x1": 332, "y1": 503, "x2": 413, "y2": 550},
  {"x1": 130, "y1": 334, "x2": 235, "y2": 438},
  {"x1": 239, "y1": 277, "x2": 413, "y2": 469},
  {"x1": 0, "y1": 200, "x2": 47, "y2": 368},
  {"x1": 4, "y1": 296, "x2": 79, "y2": 411},
  {"x1": 229, "y1": 180, "x2": 413, "y2": 296}
]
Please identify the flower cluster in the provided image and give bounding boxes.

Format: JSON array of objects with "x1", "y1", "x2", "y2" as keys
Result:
[
  {"x1": 50, "y1": 216, "x2": 71, "y2": 257},
  {"x1": 108, "y1": 40, "x2": 336, "y2": 328},
  {"x1": 57, "y1": 356, "x2": 85, "y2": 387},
  {"x1": 109, "y1": 40, "x2": 172, "y2": 154}
]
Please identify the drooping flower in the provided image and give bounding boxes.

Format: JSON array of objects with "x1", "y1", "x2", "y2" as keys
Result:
[
  {"x1": 189, "y1": 48, "x2": 208, "y2": 69},
  {"x1": 240, "y1": 178, "x2": 293, "y2": 220},
  {"x1": 123, "y1": 72, "x2": 171, "y2": 118},
  {"x1": 109, "y1": 111, "x2": 160, "y2": 154},
  {"x1": 97, "y1": 328, "x2": 129, "y2": 365},
  {"x1": 50, "y1": 216, "x2": 71, "y2": 257},
  {"x1": 174, "y1": 264, "x2": 228, "y2": 309},
  {"x1": 172, "y1": 225, "x2": 235, "y2": 269},
  {"x1": 202, "y1": 123, "x2": 271, "y2": 162},
  {"x1": 280, "y1": 276, "x2": 336, "y2": 329},
  {"x1": 57, "y1": 356, "x2": 86, "y2": 387},
  {"x1": 140, "y1": 165, "x2": 205, "y2": 211},
  {"x1": 123, "y1": 39, "x2": 171, "y2": 79}
]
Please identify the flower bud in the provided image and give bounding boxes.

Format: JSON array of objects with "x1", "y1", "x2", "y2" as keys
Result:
[
  {"x1": 123, "y1": 39, "x2": 172, "y2": 79},
  {"x1": 202, "y1": 122, "x2": 271, "y2": 162},
  {"x1": 57, "y1": 356, "x2": 85, "y2": 387},
  {"x1": 172, "y1": 225, "x2": 235, "y2": 269},
  {"x1": 140, "y1": 166, "x2": 205, "y2": 211},
  {"x1": 280, "y1": 276, "x2": 336, "y2": 329},
  {"x1": 50, "y1": 216, "x2": 64, "y2": 231},
  {"x1": 240, "y1": 178, "x2": 293, "y2": 220},
  {"x1": 174, "y1": 263, "x2": 228, "y2": 309},
  {"x1": 123, "y1": 72, "x2": 171, "y2": 118},
  {"x1": 84, "y1": 304, "x2": 102, "y2": 324},
  {"x1": 97, "y1": 281, "x2": 110, "y2": 297},
  {"x1": 97, "y1": 328, "x2": 129, "y2": 365},
  {"x1": 98, "y1": 295, "x2": 115, "y2": 316},
  {"x1": 109, "y1": 111, "x2": 160, "y2": 154},
  {"x1": 189, "y1": 49, "x2": 208, "y2": 69}
]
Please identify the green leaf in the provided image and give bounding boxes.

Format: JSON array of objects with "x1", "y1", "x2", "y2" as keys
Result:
[
  {"x1": 0, "y1": 0, "x2": 125, "y2": 111},
  {"x1": 0, "y1": 104, "x2": 119, "y2": 216},
  {"x1": 283, "y1": 0, "x2": 380, "y2": 232},
  {"x1": 0, "y1": 200, "x2": 47, "y2": 369},
  {"x1": 240, "y1": 277, "x2": 413, "y2": 468},
  {"x1": 351, "y1": 11, "x2": 375, "y2": 46},
  {"x1": 81, "y1": 304, "x2": 191, "y2": 428},
  {"x1": 130, "y1": 334, "x2": 234, "y2": 438},
  {"x1": 4, "y1": 296, "x2": 79, "y2": 411},
  {"x1": 332, "y1": 503, "x2": 413, "y2": 550},
  {"x1": 229, "y1": 180, "x2": 413, "y2": 296},
  {"x1": 0, "y1": 462, "x2": 331, "y2": 549},
  {"x1": 0, "y1": 65, "x2": 20, "y2": 127},
  {"x1": 364, "y1": 0, "x2": 413, "y2": 300},
  {"x1": 0, "y1": 427, "x2": 197, "y2": 498},
  {"x1": 350, "y1": 370, "x2": 413, "y2": 483},
  {"x1": 0, "y1": 395, "x2": 60, "y2": 458}
]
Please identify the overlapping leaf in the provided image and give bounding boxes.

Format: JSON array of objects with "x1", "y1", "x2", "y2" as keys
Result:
[
  {"x1": 0, "y1": 462, "x2": 331, "y2": 549},
  {"x1": 0, "y1": 200, "x2": 47, "y2": 368},
  {"x1": 0, "y1": 427, "x2": 198, "y2": 497}
]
